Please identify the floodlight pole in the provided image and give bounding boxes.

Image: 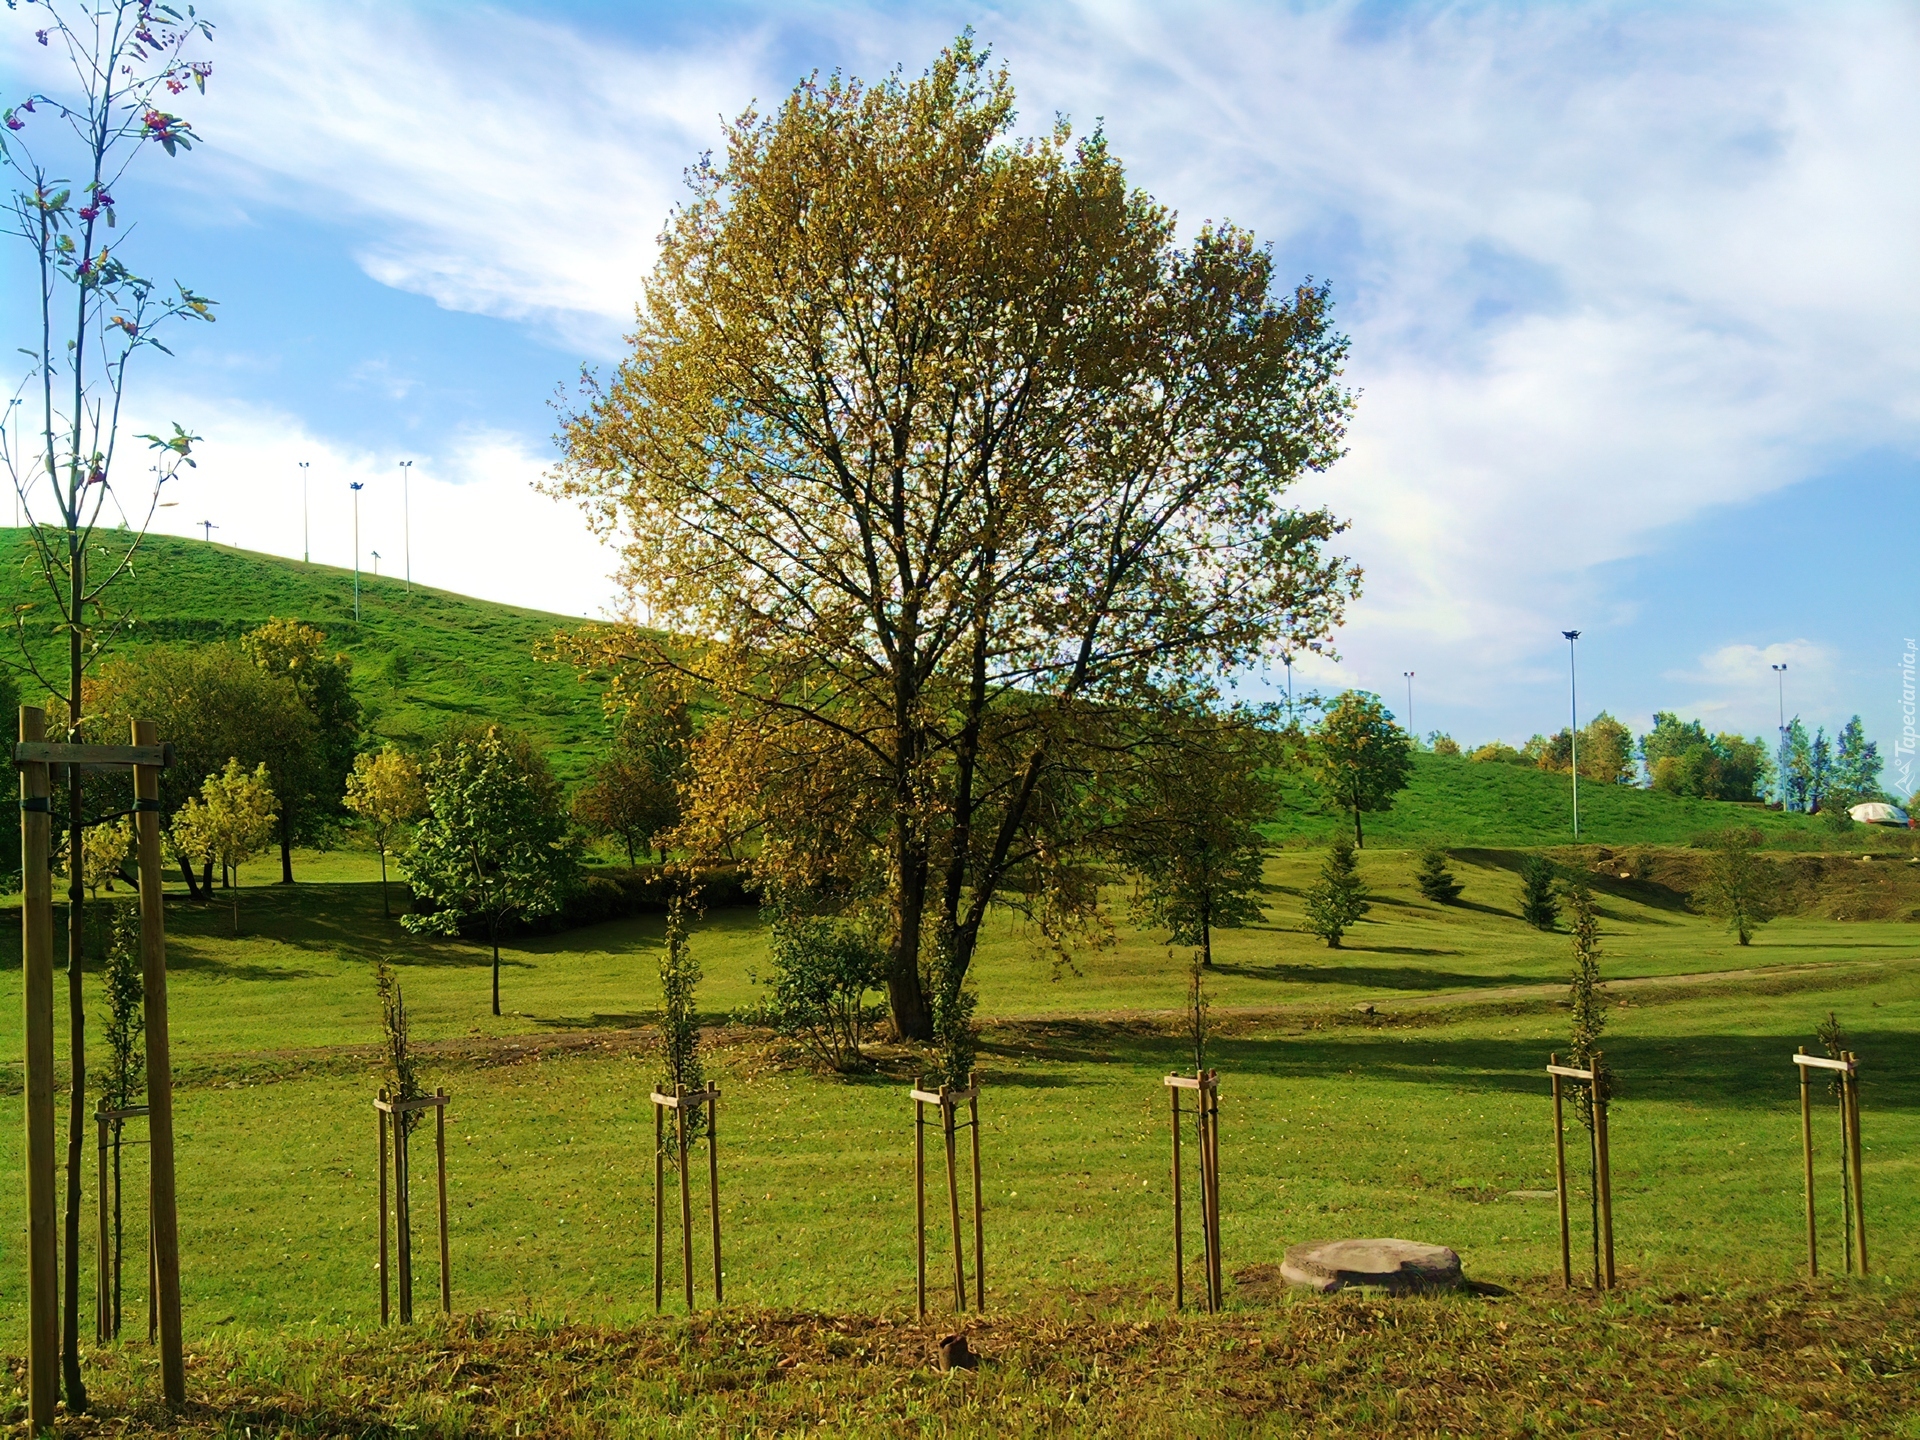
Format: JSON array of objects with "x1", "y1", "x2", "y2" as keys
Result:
[
  {"x1": 1282, "y1": 652, "x2": 1294, "y2": 728},
  {"x1": 1403, "y1": 671, "x2": 1415, "y2": 739},
  {"x1": 299, "y1": 461, "x2": 309, "y2": 563},
  {"x1": 399, "y1": 459, "x2": 412, "y2": 592},
  {"x1": 199, "y1": 521, "x2": 216, "y2": 543},
  {"x1": 372, "y1": 550, "x2": 381, "y2": 578},
  {"x1": 1772, "y1": 663, "x2": 1788, "y2": 806},
  {"x1": 351, "y1": 481, "x2": 365, "y2": 622},
  {"x1": 1563, "y1": 631, "x2": 1581, "y2": 838}
]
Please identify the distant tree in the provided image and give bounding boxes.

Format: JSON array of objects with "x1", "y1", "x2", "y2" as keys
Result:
[
  {"x1": 1469, "y1": 741, "x2": 1532, "y2": 766},
  {"x1": 170, "y1": 759, "x2": 278, "y2": 932},
  {"x1": 65, "y1": 816, "x2": 130, "y2": 902},
  {"x1": 1641, "y1": 711, "x2": 1710, "y2": 777},
  {"x1": 1809, "y1": 727, "x2": 1833, "y2": 812},
  {"x1": 1303, "y1": 836, "x2": 1369, "y2": 947},
  {"x1": 1415, "y1": 846, "x2": 1463, "y2": 904},
  {"x1": 1832, "y1": 716, "x2": 1882, "y2": 805},
  {"x1": 91, "y1": 643, "x2": 317, "y2": 899},
  {"x1": 1693, "y1": 826, "x2": 1775, "y2": 944},
  {"x1": 1710, "y1": 733, "x2": 1773, "y2": 802},
  {"x1": 1642, "y1": 711, "x2": 1772, "y2": 800},
  {"x1": 1519, "y1": 853, "x2": 1559, "y2": 931},
  {"x1": 241, "y1": 619, "x2": 361, "y2": 882},
  {"x1": 1117, "y1": 716, "x2": 1275, "y2": 968},
  {"x1": 1309, "y1": 692, "x2": 1413, "y2": 848},
  {"x1": 761, "y1": 914, "x2": 889, "y2": 1073},
  {"x1": 1535, "y1": 712, "x2": 1634, "y2": 784},
  {"x1": 344, "y1": 747, "x2": 428, "y2": 918},
  {"x1": 1428, "y1": 733, "x2": 1460, "y2": 757},
  {"x1": 1780, "y1": 718, "x2": 1812, "y2": 812},
  {"x1": 401, "y1": 726, "x2": 581, "y2": 1016}
]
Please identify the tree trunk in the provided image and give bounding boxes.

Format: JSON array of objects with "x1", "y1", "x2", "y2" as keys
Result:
[
  {"x1": 490, "y1": 914, "x2": 501, "y2": 1017},
  {"x1": 1353, "y1": 806, "x2": 1364, "y2": 848},
  {"x1": 379, "y1": 846, "x2": 390, "y2": 919},
  {"x1": 176, "y1": 849, "x2": 205, "y2": 902},
  {"x1": 279, "y1": 810, "x2": 295, "y2": 884},
  {"x1": 201, "y1": 857, "x2": 213, "y2": 900},
  {"x1": 889, "y1": 832, "x2": 932, "y2": 1041}
]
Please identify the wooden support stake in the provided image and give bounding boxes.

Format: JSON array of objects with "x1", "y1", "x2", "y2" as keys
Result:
[
  {"x1": 1845, "y1": 1055, "x2": 1867, "y2": 1276},
  {"x1": 1799, "y1": 1048, "x2": 1817, "y2": 1278},
  {"x1": 707, "y1": 1088, "x2": 723, "y2": 1305},
  {"x1": 134, "y1": 718, "x2": 186, "y2": 1407},
  {"x1": 20, "y1": 707, "x2": 57, "y2": 1432},
  {"x1": 968, "y1": 1074, "x2": 984, "y2": 1312},
  {"x1": 1207, "y1": 1073, "x2": 1224, "y2": 1310},
  {"x1": 1550, "y1": 1054, "x2": 1571, "y2": 1288},
  {"x1": 1169, "y1": 1079, "x2": 1185, "y2": 1310},
  {"x1": 676, "y1": 1085, "x2": 694, "y2": 1311},
  {"x1": 943, "y1": 1085, "x2": 966, "y2": 1312},
  {"x1": 1594, "y1": 1069, "x2": 1615, "y2": 1291},
  {"x1": 96, "y1": 1111, "x2": 110, "y2": 1344},
  {"x1": 436, "y1": 1090, "x2": 452, "y2": 1313},
  {"x1": 914, "y1": 1080, "x2": 927, "y2": 1320},
  {"x1": 653, "y1": 1097, "x2": 665, "y2": 1314},
  {"x1": 378, "y1": 1095, "x2": 390, "y2": 1325},
  {"x1": 397, "y1": 1115, "x2": 414, "y2": 1324}
]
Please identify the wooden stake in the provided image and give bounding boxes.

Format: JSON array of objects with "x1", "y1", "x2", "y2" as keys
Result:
[
  {"x1": 1798, "y1": 1048, "x2": 1816, "y2": 1277},
  {"x1": 1206, "y1": 1073, "x2": 1224, "y2": 1310},
  {"x1": 96, "y1": 1111, "x2": 109, "y2": 1343},
  {"x1": 134, "y1": 718, "x2": 185, "y2": 1407},
  {"x1": 913, "y1": 1080, "x2": 926, "y2": 1320},
  {"x1": 378, "y1": 1096, "x2": 390, "y2": 1326},
  {"x1": 968, "y1": 1074, "x2": 984, "y2": 1312},
  {"x1": 707, "y1": 1089, "x2": 723, "y2": 1305},
  {"x1": 652, "y1": 1099, "x2": 664, "y2": 1315},
  {"x1": 1550, "y1": 1053, "x2": 1571, "y2": 1289},
  {"x1": 943, "y1": 1086, "x2": 966, "y2": 1312},
  {"x1": 1845, "y1": 1055, "x2": 1867, "y2": 1276},
  {"x1": 398, "y1": 1116, "x2": 415, "y2": 1324},
  {"x1": 1169, "y1": 1080, "x2": 1185, "y2": 1311},
  {"x1": 676, "y1": 1085, "x2": 694, "y2": 1311},
  {"x1": 20, "y1": 707, "x2": 57, "y2": 1431},
  {"x1": 436, "y1": 1090, "x2": 451, "y2": 1313},
  {"x1": 1594, "y1": 1065, "x2": 1615, "y2": 1291}
]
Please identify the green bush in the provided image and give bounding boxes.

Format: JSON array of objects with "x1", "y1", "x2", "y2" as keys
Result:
[
  {"x1": 1415, "y1": 846, "x2": 1463, "y2": 904},
  {"x1": 760, "y1": 916, "x2": 889, "y2": 1072}
]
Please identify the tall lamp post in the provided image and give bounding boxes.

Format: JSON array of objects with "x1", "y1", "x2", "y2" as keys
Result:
[
  {"x1": 1403, "y1": 671, "x2": 1415, "y2": 739},
  {"x1": 1563, "y1": 630, "x2": 1581, "y2": 839},
  {"x1": 1282, "y1": 651, "x2": 1294, "y2": 728},
  {"x1": 299, "y1": 460, "x2": 309, "y2": 563},
  {"x1": 398, "y1": 459, "x2": 412, "y2": 592},
  {"x1": 351, "y1": 481, "x2": 365, "y2": 622},
  {"x1": 1772, "y1": 663, "x2": 1788, "y2": 807}
]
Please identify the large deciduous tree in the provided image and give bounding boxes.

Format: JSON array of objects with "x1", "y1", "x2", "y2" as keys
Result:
[
  {"x1": 550, "y1": 41, "x2": 1357, "y2": 1038},
  {"x1": 1308, "y1": 691, "x2": 1412, "y2": 848},
  {"x1": 400, "y1": 725, "x2": 579, "y2": 1017}
]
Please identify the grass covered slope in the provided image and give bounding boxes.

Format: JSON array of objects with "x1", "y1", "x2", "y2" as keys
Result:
[
  {"x1": 1267, "y1": 750, "x2": 1861, "y2": 850},
  {"x1": 0, "y1": 530, "x2": 611, "y2": 780}
]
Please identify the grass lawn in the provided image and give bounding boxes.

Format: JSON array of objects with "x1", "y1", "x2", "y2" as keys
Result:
[{"x1": 0, "y1": 846, "x2": 1914, "y2": 1432}]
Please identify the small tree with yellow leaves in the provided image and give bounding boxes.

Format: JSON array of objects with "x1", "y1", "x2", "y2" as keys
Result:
[
  {"x1": 345, "y1": 747, "x2": 428, "y2": 918},
  {"x1": 171, "y1": 760, "x2": 278, "y2": 933}
]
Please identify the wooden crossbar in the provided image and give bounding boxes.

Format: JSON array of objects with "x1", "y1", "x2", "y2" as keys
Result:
[
  {"x1": 13, "y1": 741, "x2": 171, "y2": 769},
  {"x1": 1546, "y1": 1064, "x2": 1596, "y2": 1082},
  {"x1": 95, "y1": 1105, "x2": 150, "y2": 1121},
  {"x1": 374, "y1": 1094, "x2": 451, "y2": 1115},
  {"x1": 650, "y1": 1087, "x2": 719, "y2": 1109},
  {"x1": 909, "y1": 1085, "x2": 979, "y2": 1106},
  {"x1": 1163, "y1": 1073, "x2": 1220, "y2": 1092},
  {"x1": 1792, "y1": 1053, "x2": 1856, "y2": 1074}
]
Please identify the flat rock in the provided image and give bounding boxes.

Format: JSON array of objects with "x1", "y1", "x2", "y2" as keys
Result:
[{"x1": 1281, "y1": 1238, "x2": 1463, "y2": 1295}]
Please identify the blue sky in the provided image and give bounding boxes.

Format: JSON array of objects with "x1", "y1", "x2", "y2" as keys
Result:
[{"x1": 5, "y1": 1, "x2": 1916, "y2": 785}]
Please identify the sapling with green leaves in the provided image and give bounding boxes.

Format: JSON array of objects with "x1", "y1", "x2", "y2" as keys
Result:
[
  {"x1": 1415, "y1": 846, "x2": 1462, "y2": 904},
  {"x1": 1816, "y1": 1010, "x2": 1852, "y2": 1266},
  {"x1": 1186, "y1": 951, "x2": 1210, "y2": 1076},
  {"x1": 659, "y1": 894, "x2": 706, "y2": 1138},
  {"x1": 100, "y1": 906, "x2": 142, "y2": 1340},
  {"x1": 1694, "y1": 827, "x2": 1774, "y2": 945},
  {"x1": 1566, "y1": 881, "x2": 1611, "y2": 1289},
  {"x1": 928, "y1": 916, "x2": 977, "y2": 1091},
  {"x1": 374, "y1": 961, "x2": 424, "y2": 1138}
]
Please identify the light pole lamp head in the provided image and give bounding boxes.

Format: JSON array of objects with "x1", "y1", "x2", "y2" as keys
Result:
[
  {"x1": 1562, "y1": 630, "x2": 1580, "y2": 642},
  {"x1": 350, "y1": 481, "x2": 364, "y2": 493}
]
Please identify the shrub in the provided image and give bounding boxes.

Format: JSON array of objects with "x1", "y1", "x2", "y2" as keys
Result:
[
  {"x1": 1693, "y1": 826, "x2": 1775, "y2": 945},
  {"x1": 1428, "y1": 733, "x2": 1461, "y2": 757},
  {"x1": 1469, "y1": 741, "x2": 1531, "y2": 766},
  {"x1": 927, "y1": 918, "x2": 977, "y2": 1090},
  {"x1": 1519, "y1": 853, "x2": 1559, "y2": 931},
  {"x1": 1415, "y1": 846, "x2": 1463, "y2": 904},
  {"x1": 762, "y1": 915, "x2": 888, "y2": 1071},
  {"x1": 1303, "y1": 837, "x2": 1370, "y2": 947},
  {"x1": 1821, "y1": 795, "x2": 1857, "y2": 833}
]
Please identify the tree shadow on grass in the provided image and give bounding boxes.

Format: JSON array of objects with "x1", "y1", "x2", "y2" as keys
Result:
[
  {"x1": 1209, "y1": 960, "x2": 1538, "y2": 991},
  {"x1": 995, "y1": 1024, "x2": 1920, "y2": 1113}
]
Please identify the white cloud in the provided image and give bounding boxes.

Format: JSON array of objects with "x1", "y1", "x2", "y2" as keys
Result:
[
  {"x1": 1670, "y1": 639, "x2": 1834, "y2": 728},
  {"x1": 99, "y1": 396, "x2": 621, "y2": 620}
]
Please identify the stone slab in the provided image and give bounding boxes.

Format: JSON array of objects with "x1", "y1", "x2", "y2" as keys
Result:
[{"x1": 1280, "y1": 1237, "x2": 1463, "y2": 1295}]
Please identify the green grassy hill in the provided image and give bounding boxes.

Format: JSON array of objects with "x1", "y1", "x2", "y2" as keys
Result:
[
  {"x1": 1267, "y1": 750, "x2": 1865, "y2": 851},
  {"x1": 0, "y1": 530, "x2": 613, "y2": 782},
  {"x1": 0, "y1": 532, "x2": 1888, "y2": 850}
]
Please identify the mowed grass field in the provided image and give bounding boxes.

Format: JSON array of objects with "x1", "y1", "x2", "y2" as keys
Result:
[{"x1": 0, "y1": 842, "x2": 1913, "y2": 1366}]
